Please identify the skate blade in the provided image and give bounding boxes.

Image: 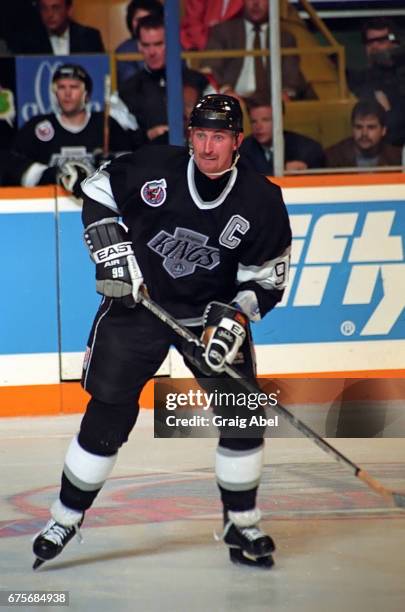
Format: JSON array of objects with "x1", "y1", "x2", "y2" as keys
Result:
[
  {"x1": 229, "y1": 548, "x2": 274, "y2": 569},
  {"x1": 33, "y1": 558, "x2": 45, "y2": 570}
]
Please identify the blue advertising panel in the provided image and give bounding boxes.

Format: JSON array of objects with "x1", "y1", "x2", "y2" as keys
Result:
[
  {"x1": 57, "y1": 209, "x2": 100, "y2": 354},
  {"x1": 0, "y1": 209, "x2": 58, "y2": 355},
  {"x1": 1, "y1": 183, "x2": 404, "y2": 381},
  {"x1": 253, "y1": 200, "x2": 405, "y2": 345},
  {"x1": 15, "y1": 55, "x2": 109, "y2": 127}
]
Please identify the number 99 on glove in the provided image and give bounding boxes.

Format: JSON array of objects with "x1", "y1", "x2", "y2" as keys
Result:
[
  {"x1": 202, "y1": 301, "x2": 247, "y2": 372},
  {"x1": 84, "y1": 219, "x2": 143, "y2": 306}
]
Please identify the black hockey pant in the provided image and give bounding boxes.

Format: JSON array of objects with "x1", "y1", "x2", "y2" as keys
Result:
[{"x1": 60, "y1": 298, "x2": 264, "y2": 513}]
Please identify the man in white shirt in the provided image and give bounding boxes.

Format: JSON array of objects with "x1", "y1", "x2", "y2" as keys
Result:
[
  {"x1": 15, "y1": 0, "x2": 104, "y2": 55},
  {"x1": 203, "y1": 0, "x2": 308, "y2": 100}
]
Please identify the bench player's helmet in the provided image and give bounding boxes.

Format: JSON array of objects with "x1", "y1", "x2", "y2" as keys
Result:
[
  {"x1": 52, "y1": 64, "x2": 93, "y2": 99},
  {"x1": 189, "y1": 94, "x2": 243, "y2": 134}
]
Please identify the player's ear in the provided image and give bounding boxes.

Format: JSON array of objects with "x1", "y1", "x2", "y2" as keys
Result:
[{"x1": 235, "y1": 132, "x2": 244, "y2": 149}]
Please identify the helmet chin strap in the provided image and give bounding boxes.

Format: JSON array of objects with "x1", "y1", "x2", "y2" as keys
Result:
[{"x1": 201, "y1": 152, "x2": 241, "y2": 177}]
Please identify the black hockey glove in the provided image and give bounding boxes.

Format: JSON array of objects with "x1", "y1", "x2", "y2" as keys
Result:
[
  {"x1": 182, "y1": 339, "x2": 215, "y2": 377},
  {"x1": 84, "y1": 219, "x2": 143, "y2": 306},
  {"x1": 202, "y1": 302, "x2": 248, "y2": 373},
  {"x1": 58, "y1": 161, "x2": 93, "y2": 198},
  {"x1": 38, "y1": 166, "x2": 58, "y2": 185}
]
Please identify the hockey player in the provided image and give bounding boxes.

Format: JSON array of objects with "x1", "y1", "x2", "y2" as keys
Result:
[
  {"x1": 32, "y1": 94, "x2": 292, "y2": 569},
  {"x1": 7, "y1": 64, "x2": 135, "y2": 195}
]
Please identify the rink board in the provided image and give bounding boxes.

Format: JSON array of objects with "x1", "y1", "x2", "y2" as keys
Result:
[{"x1": 0, "y1": 174, "x2": 404, "y2": 414}]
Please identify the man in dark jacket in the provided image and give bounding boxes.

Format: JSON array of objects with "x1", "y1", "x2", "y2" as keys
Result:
[
  {"x1": 347, "y1": 18, "x2": 405, "y2": 146},
  {"x1": 240, "y1": 98, "x2": 325, "y2": 174},
  {"x1": 325, "y1": 99, "x2": 402, "y2": 169},
  {"x1": 119, "y1": 13, "x2": 211, "y2": 145},
  {"x1": 15, "y1": 0, "x2": 104, "y2": 54}
]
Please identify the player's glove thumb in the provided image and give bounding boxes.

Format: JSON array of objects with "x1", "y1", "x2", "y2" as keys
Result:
[
  {"x1": 202, "y1": 301, "x2": 247, "y2": 372},
  {"x1": 58, "y1": 161, "x2": 93, "y2": 198}
]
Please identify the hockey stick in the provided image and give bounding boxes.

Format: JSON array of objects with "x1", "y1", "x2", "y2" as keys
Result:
[{"x1": 139, "y1": 292, "x2": 405, "y2": 509}]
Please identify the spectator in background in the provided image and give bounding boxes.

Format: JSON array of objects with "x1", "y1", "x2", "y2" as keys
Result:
[
  {"x1": 202, "y1": 0, "x2": 309, "y2": 101},
  {"x1": 15, "y1": 0, "x2": 104, "y2": 54},
  {"x1": 240, "y1": 97, "x2": 325, "y2": 174},
  {"x1": 119, "y1": 14, "x2": 212, "y2": 145},
  {"x1": 115, "y1": 0, "x2": 163, "y2": 88},
  {"x1": 347, "y1": 17, "x2": 405, "y2": 146},
  {"x1": 6, "y1": 64, "x2": 135, "y2": 193},
  {"x1": 325, "y1": 99, "x2": 401, "y2": 169},
  {"x1": 182, "y1": 72, "x2": 208, "y2": 139},
  {"x1": 180, "y1": 0, "x2": 243, "y2": 51}
]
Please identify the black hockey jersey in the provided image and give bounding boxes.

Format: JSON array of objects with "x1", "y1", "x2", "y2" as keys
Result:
[
  {"x1": 11, "y1": 112, "x2": 133, "y2": 183},
  {"x1": 82, "y1": 145, "x2": 292, "y2": 323}
]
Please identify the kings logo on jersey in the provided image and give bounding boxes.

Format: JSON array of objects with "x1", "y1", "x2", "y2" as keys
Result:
[
  {"x1": 141, "y1": 178, "x2": 167, "y2": 207},
  {"x1": 148, "y1": 227, "x2": 220, "y2": 278}
]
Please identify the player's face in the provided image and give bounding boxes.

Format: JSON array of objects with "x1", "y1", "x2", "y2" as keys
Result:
[
  {"x1": 352, "y1": 114, "x2": 386, "y2": 152},
  {"x1": 39, "y1": 0, "x2": 71, "y2": 35},
  {"x1": 365, "y1": 28, "x2": 395, "y2": 58},
  {"x1": 244, "y1": 0, "x2": 269, "y2": 24},
  {"x1": 191, "y1": 127, "x2": 243, "y2": 177},
  {"x1": 54, "y1": 78, "x2": 86, "y2": 115},
  {"x1": 138, "y1": 27, "x2": 166, "y2": 70},
  {"x1": 250, "y1": 105, "x2": 273, "y2": 146}
]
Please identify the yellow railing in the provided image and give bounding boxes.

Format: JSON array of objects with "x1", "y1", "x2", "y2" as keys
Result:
[{"x1": 110, "y1": 43, "x2": 347, "y2": 97}]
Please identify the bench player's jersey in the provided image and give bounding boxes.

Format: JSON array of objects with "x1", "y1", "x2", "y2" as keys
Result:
[
  {"x1": 83, "y1": 145, "x2": 292, "y2": 324},
  {"x1": 12, "y1": 112, "x2": 132, "y2": 180}
]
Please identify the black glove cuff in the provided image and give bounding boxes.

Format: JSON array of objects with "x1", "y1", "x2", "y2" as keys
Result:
[
  {"x1": 38, "y1": 166, "x2": 58, "y2": 185},
  {"x1": 203, "y1": 301, "x2": 247, "y2": 328}
]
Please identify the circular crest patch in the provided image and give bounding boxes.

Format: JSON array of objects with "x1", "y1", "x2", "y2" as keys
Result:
[
  {"x1": 35, "y1": 120, "x2": 55, "y2": 142},
  {"x1": 140, "y1": 178, "x2": 167, "y2": 207}
]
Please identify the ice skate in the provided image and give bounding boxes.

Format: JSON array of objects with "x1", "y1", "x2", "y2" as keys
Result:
[
  {"x1": 217, "y1": 508, "x2": 275, "y2": 569},
  {"x1": 32, "y1": 500, "x2": 84, "y2": 570}
]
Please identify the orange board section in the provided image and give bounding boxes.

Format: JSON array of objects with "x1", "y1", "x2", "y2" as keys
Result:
[
  {"x1": 0, "y1": 380, "x2": 155, "y2": 417},
  {"x1": 0, "y1": 186, "x2": 56, "y2": 199},
  {"x1": 269, "y1": 172, "x2": 405, "y2": 188},
  {"x1": 1, "y1": 373, "x2": 405, "y2": 417}
]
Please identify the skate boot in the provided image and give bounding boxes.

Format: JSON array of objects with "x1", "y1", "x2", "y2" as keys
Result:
[
  {"x1": 32, "y1": 500, "x2": 84, "y2": 570},
  {"x1": 217, "y1": 508, "x2": 275, "y2": 568}
]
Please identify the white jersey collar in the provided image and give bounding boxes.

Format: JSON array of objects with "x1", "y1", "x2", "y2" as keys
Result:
[
  {"x1": 56, "y1": 110, "x2": 91, "y2": 134},
  {"x1": 187, "y1": 156, "x2": 238, "y2": 210}
]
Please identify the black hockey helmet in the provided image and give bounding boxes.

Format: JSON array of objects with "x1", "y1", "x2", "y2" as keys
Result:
[
  {"x1": 189, "y1": 94, "x2": 243, "y2": 133},
  {"x1": 52, "y1": 64, "x2": 93, "y2": 97}
]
